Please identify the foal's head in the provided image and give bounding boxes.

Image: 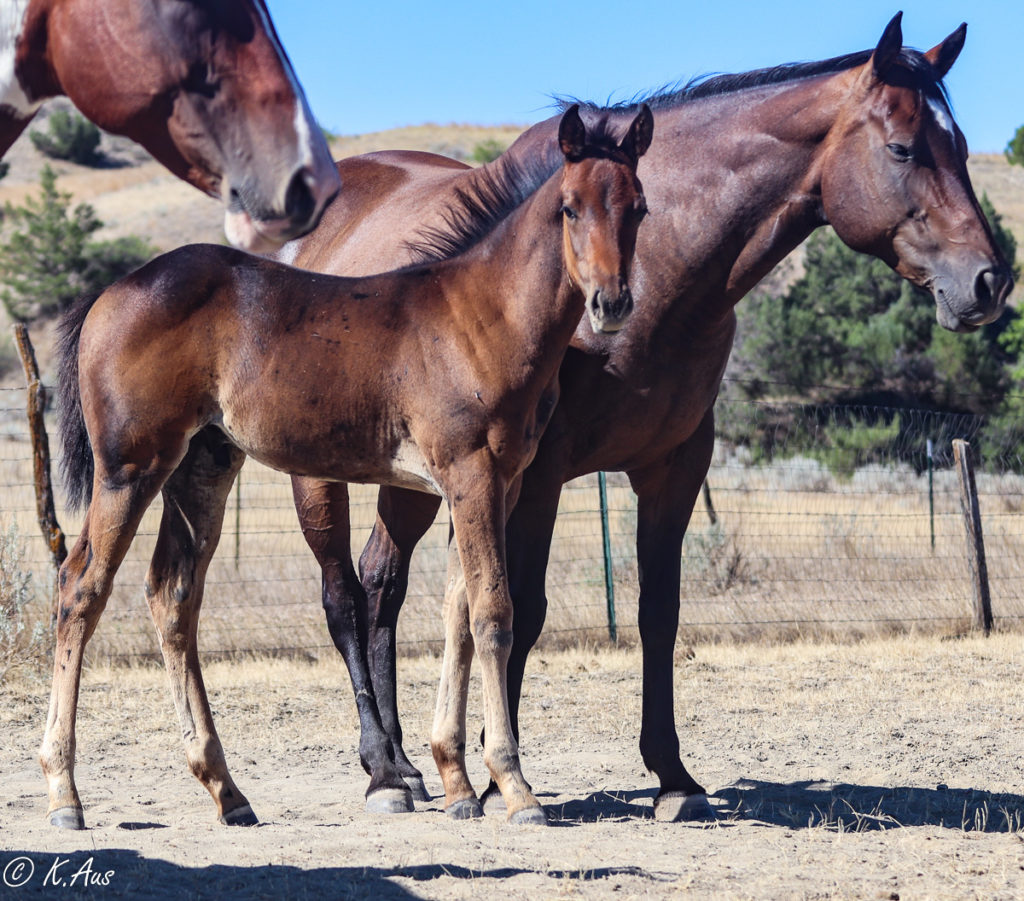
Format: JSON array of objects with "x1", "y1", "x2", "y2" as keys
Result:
[
  {"x1": 557, "y1": 104, "x2": 652, "y2": 334},
  {"x1": 820, "y1": 13, "x2": 1012, "y2": 332}
]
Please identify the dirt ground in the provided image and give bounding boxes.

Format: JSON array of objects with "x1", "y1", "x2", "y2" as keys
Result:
[{"x1": 2, "y1": 636, "x2": 1023, "y2": 900}]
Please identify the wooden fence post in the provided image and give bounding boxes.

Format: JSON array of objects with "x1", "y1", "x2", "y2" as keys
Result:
[
  {"x1": 952, "y1": 439, "x2": 992, "y2": 635},
  {"x1": 13, "y1": 324, "x2": 68, "y2": 624}
]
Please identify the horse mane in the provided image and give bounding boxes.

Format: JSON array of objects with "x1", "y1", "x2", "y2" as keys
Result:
[
  {"x1": 406, "y1": 149, "x2": 562, "y2": 264},
  {"x1": 557, "y1": 47, "x2": 951, "y2": 115}
]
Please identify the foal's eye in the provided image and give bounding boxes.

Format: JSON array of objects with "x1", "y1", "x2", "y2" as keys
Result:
[
  {"x1": 560, "y1": 204, "x2": 578, "y2": 221},
  {"x1": 886, "y1": 143, "x2": 912, "y2": 162}
]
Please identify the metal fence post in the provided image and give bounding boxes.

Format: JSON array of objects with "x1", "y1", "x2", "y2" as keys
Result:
[
  {"x1": 597, "y1": 471, "x2": 617, "y2": 642},
  {"x1": 927, "y1": 438, "x2": 934, "y2": 551}
]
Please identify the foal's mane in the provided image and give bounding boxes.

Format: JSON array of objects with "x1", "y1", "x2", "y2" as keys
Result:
[
  {"x1": 406, "y1": 151, "x2": 561, "y2": 264},
  {"x1": 558, "y1": 47, "x2": 951, "y2": 115},
  {"x1": 407, "y1": 117, "x2": 630, "y2": 265}
]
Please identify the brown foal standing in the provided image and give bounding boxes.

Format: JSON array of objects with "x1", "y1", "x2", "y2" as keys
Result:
[{"x1": 43, "y1": 105, "x2": 652, "y2": 829}]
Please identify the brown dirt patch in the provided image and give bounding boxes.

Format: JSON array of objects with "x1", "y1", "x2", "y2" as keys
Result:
[{"x1": 2, "y1": 636, "x2": 1023, "y2": 899}]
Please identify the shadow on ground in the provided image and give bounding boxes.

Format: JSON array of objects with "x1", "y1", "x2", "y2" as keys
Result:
[
  {"x1": 546, "y1": 781, "x2": 1024, "y2": 832},
  {"x1": 0, "y1": 849, "x2": 671, "y2": 900}
]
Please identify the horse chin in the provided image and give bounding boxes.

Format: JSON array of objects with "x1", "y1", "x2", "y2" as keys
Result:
[
  {"x1": 223, "y1": 210, "x2": 287, "y2": 255},
  {"x1": 933, "y1": 297, "x2": 981, "y2": 334},
  {"x1": 586, "y1": 311, "x2": 628, "y2": 335}
]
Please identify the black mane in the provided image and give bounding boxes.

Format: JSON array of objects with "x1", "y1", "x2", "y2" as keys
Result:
[
  {"x1": 558, "y1": 47, "x2": 951, "y2": 115},
  {"x1": 406, "y1": 151, "x2": 560, "y2": 264},
  {"x1": 407, "y1": 116, "x2": 629, "y2": 265}
]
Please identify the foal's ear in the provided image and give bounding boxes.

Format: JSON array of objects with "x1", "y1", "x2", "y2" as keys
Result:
[
  {"x1": 620, "y1": 103, "x2": 653, "y2": 164},
  {"x1": 924, "y1": 22, "x2": 966, "y2": 79},
  {"x1": 870, "y1": 11, "x2": 904, "y2": 80},
  {"x1": 559, "y1": 104, "x2": 587, "y2": 161}
]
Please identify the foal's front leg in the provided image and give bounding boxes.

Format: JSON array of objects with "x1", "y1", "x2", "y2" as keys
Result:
[{"x1": 433, "y1": 457, "x2": 545, "y2": 825}]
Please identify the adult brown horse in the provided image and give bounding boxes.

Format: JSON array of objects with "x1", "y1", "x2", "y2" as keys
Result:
[
  {"x1": 45, "y1": 105, "x2": 652, "y2": 829},
  {"x1": 279, "y1": 14, "x2": 1013, "y2": 821},
  {"x1": 1, "y1": 0, "x2": 339, "y2": 250}
]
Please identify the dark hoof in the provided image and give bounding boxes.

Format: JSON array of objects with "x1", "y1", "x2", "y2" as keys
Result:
[
  {"x1": 445, "y1": 798, "x2": 484, "y2": 820},
  {"x1": 365, "y1": 787, "x2": 414, "y2": 814},
  {"x1": 219, "y1": 803, "x2": 259, "y2": 826},
  {"x1": 481, "y1": 788, "x2": 507, "y2": 817},
  {"x1": 49, "y1": 806, "x2": 86, "y2": 830},
  {"x1": 509, "y1": 805, "x2": 548, "y2": 826},
  {"x1": 404, "y1": 775, "x2": 431, "y2": 803},
  {"x1": 654, "y1": 792, "x2": 715, "y2": 822}
]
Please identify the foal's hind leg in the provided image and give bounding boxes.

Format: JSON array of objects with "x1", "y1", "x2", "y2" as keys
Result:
[
  {"x1": 359, "y1": 485, "x2": 443, "y2": 801},
  {"x1": 292, "y1": 476, "x2": 413, "y2": 814},
  {"x1": 40, "y1": 475, "x2": 165, "y2": 829},
  {"x1": 144, "y1": 429, "x2": 255, "y2": 825}
]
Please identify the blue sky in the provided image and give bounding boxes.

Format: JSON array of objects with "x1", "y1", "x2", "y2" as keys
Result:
[{"x1": 265, "y1": 1, "x2": 1020, "y2": 155}]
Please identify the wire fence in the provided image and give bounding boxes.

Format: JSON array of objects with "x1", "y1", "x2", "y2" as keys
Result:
[{"x1": 3, "y1": 380, "x2": 1024, "y2": 660}]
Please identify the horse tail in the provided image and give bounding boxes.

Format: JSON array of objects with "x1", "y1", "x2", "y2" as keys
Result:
[{"x1": 57, "y1": 292, "x2": 102, "y2": 512}]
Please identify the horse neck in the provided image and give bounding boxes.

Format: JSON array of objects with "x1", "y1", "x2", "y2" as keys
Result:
[
  {"x1": 448, "y1": 174, "x2": 580, "y2": 358},
  {"x1": 0, "y1": 0, "x2": 49, "y2": 154},
  {"x1": 637, "y1": 73, "x2": 853, "y2": 317}
]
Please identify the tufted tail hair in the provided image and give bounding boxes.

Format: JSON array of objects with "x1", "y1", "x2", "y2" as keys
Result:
[{"x1": 57, "y1": 292, "x2": 102, "y2": 512}]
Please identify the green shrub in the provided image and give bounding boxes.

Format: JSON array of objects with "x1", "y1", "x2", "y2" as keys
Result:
[
  {"x1": 30, "y1": 109, "x2": 103, "y2": 164},
  {"x1": 469, "y1": 139, "x2": 506, "y2": 164}
]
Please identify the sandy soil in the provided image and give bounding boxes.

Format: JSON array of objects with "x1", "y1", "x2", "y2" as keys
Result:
[{"x1": 2, "y1": 636, "x2": 1023, "y2": 900}]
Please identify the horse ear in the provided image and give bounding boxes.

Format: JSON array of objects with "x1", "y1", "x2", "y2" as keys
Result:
[
  {"x1": 924, "y1": 22, "x2": 966, "y2": 78},
  {"x1": 870, "y1": 11, "x2": 904, "y2": 79},
  {"x1": 559, "y1": 104, "x2": 587, "y2": 161},
  {"x1": 621, "y1": 104, "x2": 654, "y2": 163}
]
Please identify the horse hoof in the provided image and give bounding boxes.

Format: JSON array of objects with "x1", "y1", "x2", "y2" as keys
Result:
[
  {"x1": 508, "y1": 806, "x2": 548, "y2": 826},
  {"x1": 219, "y1": 804, "x2": 259, "y2": 826},
  {"x1": 481, "y1": 789, "x2": 507, "y2": 816},
  {"x1": 404, "y1": 775, "x2": 431, "y2": 803},
  {"x1": 654, "y1": 792, "x2": 715, "y2": 822},
  {"x1": 49, "y1": 806, "x2": 86, "y2": 830},
  {"x1": 446, "y1": 798, "x2": 484, "y2": 820},
  {"x1": 365, "y1": 787, "x2": 414, "y2": 814}
]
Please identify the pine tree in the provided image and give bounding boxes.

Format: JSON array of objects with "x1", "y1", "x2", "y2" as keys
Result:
[{"x1": 0, "y1": 165, "x2": 155, "y2": 322}]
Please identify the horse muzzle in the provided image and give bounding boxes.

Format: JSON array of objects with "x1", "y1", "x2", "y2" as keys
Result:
[
  {"x1": 933, "y1": 262, "x2": 1013, "y2": 333},
  {"x1": 223, "y1": 161, "x2": 341, "y2": 254},
  {"x1": 585, "y1": 283, "x2": 635, "y2": 334}
]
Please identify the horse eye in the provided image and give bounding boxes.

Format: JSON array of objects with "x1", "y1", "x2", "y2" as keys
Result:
[
  {"x1": 561, "y1": 204, "x2": 578, "y2": 221},
  {"x1": 886, "y1": 143, "x2": 912, "y2": 162},
  {"x1": 183, "y1": 62, "x2": 217, "y2": 98},
  {"x1": 635, "y1": 197, "x2": 648, "y2": 219}
]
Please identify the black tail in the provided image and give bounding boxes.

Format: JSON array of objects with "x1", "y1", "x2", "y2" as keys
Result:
[{"x1": 57, "y1": 292, "x2": 102, "y2": 512}]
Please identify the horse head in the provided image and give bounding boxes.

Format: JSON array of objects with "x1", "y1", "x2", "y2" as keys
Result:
[
  {"x1": 558, "y1": 103, "x2": 652, "y2": 334},
  {"x1": 43, "y1": 0, "x2": 339, "y2": 251},
  {"x1": 820, "y1": 13, "x2": 1012, "y2": 332}
]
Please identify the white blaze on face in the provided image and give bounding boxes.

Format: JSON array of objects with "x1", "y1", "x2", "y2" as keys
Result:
[{"x1": 0, "y1": 0, "x2": 42, "y2": 117}]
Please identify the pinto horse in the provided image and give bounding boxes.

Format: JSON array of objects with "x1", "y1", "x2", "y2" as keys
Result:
[
  {"x1": 278, "y1": 14, "x2": 1013, "y2": 821},
  {"x1": 1, "y1": 0, "x2": 338, "y2": 249},
  {"x1": 44, "y1": 105, "x2": 652, "y2": 829}
]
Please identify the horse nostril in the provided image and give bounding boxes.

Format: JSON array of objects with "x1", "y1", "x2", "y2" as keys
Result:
[
  {"x1": 284, "y1": 166, "x2": 317, "y2": 225},
  {"x1": 976, "y1": 267, "x2": 1012, "y2": 311}
]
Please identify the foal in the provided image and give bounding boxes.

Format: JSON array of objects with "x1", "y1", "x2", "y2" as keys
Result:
[{"x1": 44, "y1": 105, "x2": 652, "y2": 829}]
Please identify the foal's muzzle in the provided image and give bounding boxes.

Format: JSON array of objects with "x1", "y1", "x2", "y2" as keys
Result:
[{"x1": 586, "y1": 283, "x2": 634, "y2": 334}]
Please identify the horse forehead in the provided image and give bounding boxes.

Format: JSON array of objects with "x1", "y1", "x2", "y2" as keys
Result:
[{"x1": 563, "y1": 156, "x2": 638, "y2": 203}]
